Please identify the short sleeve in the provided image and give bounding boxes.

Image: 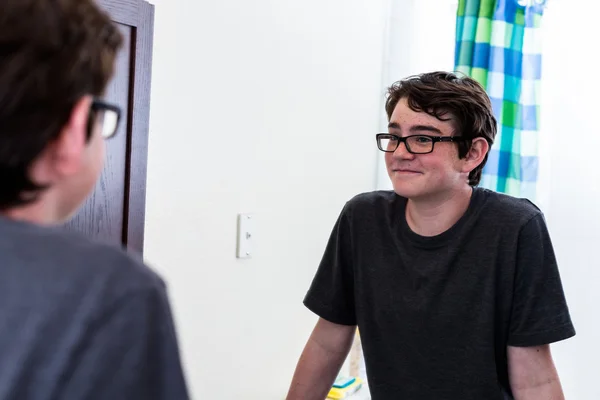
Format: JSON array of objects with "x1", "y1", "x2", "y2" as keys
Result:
[
  {"x1": 507, "y1": 213, "x2": 576, "y2": 347},
  {"x1": 303, "y1": 203, "x2": 356, "y2": 326}
]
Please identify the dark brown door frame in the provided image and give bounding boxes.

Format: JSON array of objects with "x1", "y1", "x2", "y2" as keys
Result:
[{"x1": 99, "y1": 0, "x2": 155, "y2": 255}]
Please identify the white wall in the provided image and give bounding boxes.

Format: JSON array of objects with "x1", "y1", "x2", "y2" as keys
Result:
[
  {"x1": 144, "y1": 0, "x2": 389, "y2": 398},
  {"x1": 538, "y1": 2, "x2": 600, "y2": 399}
]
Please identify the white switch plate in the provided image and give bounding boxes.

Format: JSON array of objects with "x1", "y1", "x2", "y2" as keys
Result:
[{"x1": 236, "y1": 213, "x2": 254, "y2": 259}]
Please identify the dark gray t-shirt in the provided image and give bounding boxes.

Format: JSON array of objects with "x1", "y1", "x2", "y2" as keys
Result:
[
  {"x1": 0, "y1": 217, "x2": 189, "y2": 400},
  {"x1": 304, "y1": 188, "x2": 575, "y2": 400}
]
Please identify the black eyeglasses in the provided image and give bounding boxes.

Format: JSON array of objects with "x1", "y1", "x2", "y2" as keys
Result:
[
  {"x1": 88, "y1": 98, "x2": 122, "y2": 139},
  {"x1": 376, "y1": 133, "x2": 465, "y2": 154}
]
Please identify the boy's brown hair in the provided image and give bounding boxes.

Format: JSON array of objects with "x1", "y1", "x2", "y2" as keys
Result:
[
  {"x1": 0, "y1": 0, "x2": 123, "y2": 209},
  {"x1": 385, "y1": 71, "x2": 497, "y2": 186}
]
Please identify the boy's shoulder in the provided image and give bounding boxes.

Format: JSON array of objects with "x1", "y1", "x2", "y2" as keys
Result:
[{"x1": 0, "y1": 217, "x2": 164, "y2": 302}]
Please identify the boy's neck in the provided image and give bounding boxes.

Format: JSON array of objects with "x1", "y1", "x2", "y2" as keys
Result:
[
  {"x1": 405, "y1": 185, "x2": 474, "y2": 237},
  {"x1": 1, "y1": 194, "x2": 62, "y2": 226}
]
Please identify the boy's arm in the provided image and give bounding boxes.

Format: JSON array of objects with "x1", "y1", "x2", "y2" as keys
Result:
[{"x1": 286, "y1": 318, "x2": 356, "y2": 400}]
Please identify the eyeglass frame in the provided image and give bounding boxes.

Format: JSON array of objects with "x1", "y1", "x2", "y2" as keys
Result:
[
  {"x1": 375, "y1": 133, "x2": 467, "y2": 155},
  {"x1": 87, "y1": 98, "x2": 122, "y2": 140}
]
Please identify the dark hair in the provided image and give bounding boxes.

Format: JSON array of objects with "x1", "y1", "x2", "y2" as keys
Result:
[
  {"x1": 385, "y1": 71, "x2": 497, "y2": 186},
  {"x1": 0, "y1": 0, "x2": 123, "y2": 210}
]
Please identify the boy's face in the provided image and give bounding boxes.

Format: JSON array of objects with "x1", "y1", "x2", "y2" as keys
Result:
[{"x1": 385, "y1": 97, "x2": 470, "y2": 200}]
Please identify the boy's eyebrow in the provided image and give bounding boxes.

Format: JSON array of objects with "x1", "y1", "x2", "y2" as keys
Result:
[
  {"x1": 409, "y1": 125, "x2": 443, "y2": 134},
  {"x1": 387, "y1": 122, "x2": 443, "y2": 135}
]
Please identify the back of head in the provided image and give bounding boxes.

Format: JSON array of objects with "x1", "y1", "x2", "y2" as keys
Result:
[
  {"x1": 0, "y1": 0, "x2": 123, "y2": 210},
  {"x1": 385, "y1": 71, "x2": 497, "y2": 186}
]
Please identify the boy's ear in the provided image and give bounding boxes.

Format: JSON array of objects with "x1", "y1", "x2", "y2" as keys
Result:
[
  {"x1": 48, "y1": 96, "x2": 93, "y2": 177},
  {"x1": 463, "y1": 137, "x2": 489, "y2": 173}
]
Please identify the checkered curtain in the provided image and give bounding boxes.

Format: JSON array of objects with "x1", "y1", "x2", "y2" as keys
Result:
[{"x1": 454, "y1": 0, "x2": 546, "y2": 199}]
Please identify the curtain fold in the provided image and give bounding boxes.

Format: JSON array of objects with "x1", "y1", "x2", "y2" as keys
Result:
[{"x1": 455, "y1": 0, "x2": 546, "y2": 199}]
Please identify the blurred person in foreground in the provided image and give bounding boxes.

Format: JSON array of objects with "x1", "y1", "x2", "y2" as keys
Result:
[{"x1": 0, "y1": 1, "x2": 189, "y2": 398}]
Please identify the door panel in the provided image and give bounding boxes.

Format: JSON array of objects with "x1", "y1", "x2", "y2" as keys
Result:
[
  {"x1": 63, "y1": 0, "x2": 154, "y2": 255},
  {"x1": 64, "y1": 25, "x2": 131, "y2": 247}
]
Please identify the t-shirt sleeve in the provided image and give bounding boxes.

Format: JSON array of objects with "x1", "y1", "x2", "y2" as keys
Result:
[
  {"x1": 58, "y1": 281, "x2": 190, "y2": 399},
  {"x1": 507, "y1": 212, "x2": 576, "y2": 347},
  {"x1": 303, "y1": 203, "x2": 356, "y2": 326}
]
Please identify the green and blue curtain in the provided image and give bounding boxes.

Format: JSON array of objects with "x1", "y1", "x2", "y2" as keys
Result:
[{"x1": 455, "y1": 0, "x2": 546, "y2": 199}]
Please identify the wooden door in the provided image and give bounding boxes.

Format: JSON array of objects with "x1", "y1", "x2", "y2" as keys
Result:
[{"x1": 64, "y1": 0, "x2": 155, "y2": 256}]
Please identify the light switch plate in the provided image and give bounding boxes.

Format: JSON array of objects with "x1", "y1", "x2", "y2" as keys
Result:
[{"x1": 236, "y1": 213, "x2": 254, "y2": 259}]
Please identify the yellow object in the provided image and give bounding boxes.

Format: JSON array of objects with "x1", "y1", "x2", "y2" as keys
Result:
[{"x1": 326, "y1": 377, "x2": 363, "y2": 399}]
